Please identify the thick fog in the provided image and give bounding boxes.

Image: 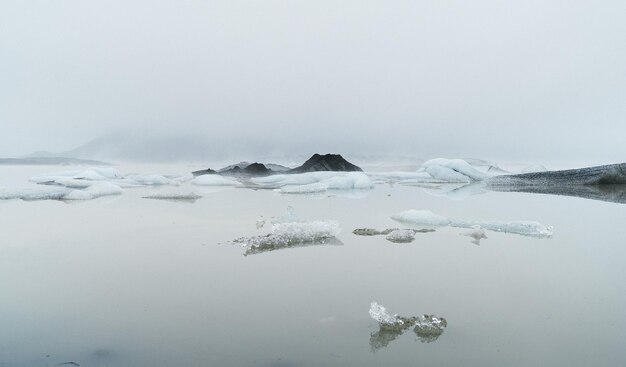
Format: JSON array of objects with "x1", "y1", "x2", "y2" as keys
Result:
[{"x1": 1, "y1": 0, "x2": 625, "y2": 162}]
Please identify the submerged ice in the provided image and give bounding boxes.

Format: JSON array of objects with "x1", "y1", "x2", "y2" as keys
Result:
[{"x1": 391, "y1": 210, "x2": 553, "y2": 238}]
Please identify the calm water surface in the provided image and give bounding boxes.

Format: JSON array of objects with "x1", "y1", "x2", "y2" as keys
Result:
[{"x1": 1, "y1": 164, "x2": 625, "y2": 367}]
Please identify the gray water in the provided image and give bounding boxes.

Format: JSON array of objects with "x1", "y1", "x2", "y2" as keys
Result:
[{"x1": 1, "y1": 165, "x2": 625, "y2": 367}]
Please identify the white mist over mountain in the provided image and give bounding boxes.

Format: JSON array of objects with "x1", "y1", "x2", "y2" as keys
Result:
[{"x1": 1, "y1": 1, "x2": 625, "y2": 162}]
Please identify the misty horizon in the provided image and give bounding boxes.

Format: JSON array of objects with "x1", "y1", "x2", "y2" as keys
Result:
[{"x1": 2, "y1": 1, "x2": 625, "y2": 163}]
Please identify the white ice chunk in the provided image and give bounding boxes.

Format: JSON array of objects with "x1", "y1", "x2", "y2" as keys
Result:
[
  {"x1": 324, "y1": 172, "x2": 374, "y2": 190},
  {"x1": 62, "y1": 190, "x2": 95, "y2": 200},
  {"x1": 280, "y1": 182, "x2": 328, "y2": 194},
  {"x1": 425, "y1": 165, "x2": 472, "y2": 183},
  {"x1": 391, "y1": 210, "x2": 452, "y2": 227},
  {"x1": 62, "y1": 182, "x2": 123, "y2": 200},
  {"x1": 126, "y1": 174, "x2": 171, "y2": 186},
  {"x1": 233, "y1": 220, "x2": 341, "y2": 253},
  {"x1": 454, "y1": 220, "x2": 553, "y2": 238},
  {"x1": 191, "y1": 175, "x2": 242, "y2": 186},
  {"x1": 422, "y1": 158, "x2": 488, "y2": 181},
  {"x1": 385, "y1": 229, "x2": 416, "y2": 243},
  {"x1": 369, "y1": 302, "x2": 404, "y2": 327},
  {"x1": 461, "y1": 225, "x2": 487, "y2": 245},
  {"x1": 253, "y1": 172, "x2": 374, "y2": 191},
  {"x1": 0, "y1": 188, "x2": 71, "y2": 201},
  {"x1": 391, "y1": 209, "x2": 553, "y2": 238}
]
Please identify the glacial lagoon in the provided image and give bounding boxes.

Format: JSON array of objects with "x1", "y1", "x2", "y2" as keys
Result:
[{"x1": 1, "y1": 163, "x2": 625, "y2": 367}]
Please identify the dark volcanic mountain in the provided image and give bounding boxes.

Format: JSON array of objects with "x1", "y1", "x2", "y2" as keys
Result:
[
  {"x1": 289, "y1": 154, "x2": 362, "y2": 173},
  {"x1": 220, "y1": 162, "x2": 272, "y2": 177},
  {"x1": 191, "y1": 168, "x2": 217, "y2": 177},
  {"x1": 191, "y1": 154, "x2": 363, "y2": 178}
]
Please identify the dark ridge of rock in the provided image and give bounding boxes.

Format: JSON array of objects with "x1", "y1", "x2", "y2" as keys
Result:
[
  {"x1": 192, "y1": 168, "x2": 217, "y2": 177},
  {"x1": 192, "y1": 154, "x2": 361, "y2": 177},
  {"x1": 243, "y1": 162, "x2": 272, "y2": 176},
  {"x1": 220, "y1": 163, "x2": 272, "y2": 177},
  {"x1": 266, "y1": 163, "x2": 290, "y2": 172},
  {"x1": 487, "y1": 184, "x2": 626, "y2": 204},
  {"x1": 487, "y1": 163, "x2": 626, "y2": 186},
  {"x1": 218, "y1": 162, "x2": 250, "y2": 173},
  {"x1": 289, "y1": 154, "x2": 363, "y2": 173}
]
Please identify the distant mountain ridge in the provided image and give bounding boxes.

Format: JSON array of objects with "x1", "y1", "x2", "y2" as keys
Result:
[
  {"x1": 1, "y1": 157, "x2": 112, "y2": 166},
  {"x1": 192, "y1": 154, "x2": 362, "y2": 177}
]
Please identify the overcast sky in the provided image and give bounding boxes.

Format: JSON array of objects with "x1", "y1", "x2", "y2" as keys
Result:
[{"x1": 1, "y1": 0, "x2": 625, "y2": 162}]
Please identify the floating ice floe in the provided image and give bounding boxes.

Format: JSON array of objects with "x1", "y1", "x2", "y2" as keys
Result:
[
  {"x1": 231, "y1": 208, "x2": 342, "y2": 255},
  {"x1": 369, "y1": 302, "x2": 408, "y2": 331},
  {"x1": 0, "y1": 187, "x2": 71, "y2": 201},
  {"x1": 352, "y1": 227, "x2": 434, "y2": 242},
  {"x1": 421, "y1": 158, "x2": 490, "y2": 182},
  {"x1": 461, "y1": 225, "x2": 487, "y2": 245},
  {"x1": 252, "y1": 172, "x2": 374, "y2": 194},
  {"x1": 391, "y1": 210, "x2": 553, "y2": 238},
  {"x1": 391, "y1": 210, "x2": 452, "y2": 227},
  {"x1": 279, "y1": 182, "x2": 328, "y2": 194},
  {"x1": 413, "y1": 315, "x2": 448, "y2": 343},
  {"x1": 0, "y1": 182, "x2": 123, "y2": 201},
  {"x1": 385, "y1": 229, "x2": 416, "y2": 243},
  {"x1": 190, "y1": 174, "x2": 242, "y2": 186},
  {"x1": 62, "y1": 182, "x2": 123, "y2": 200},
  {"x1": 142, "y1": 192, "x2": 203, "y2": 201},
  {"x1": 369, "y1": 302, "x2": 447, "y2": 351}
]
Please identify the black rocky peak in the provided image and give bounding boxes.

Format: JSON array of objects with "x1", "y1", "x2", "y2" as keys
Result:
[{"x1": 289, "y1": 154, "x2": 362, "y2": 173}]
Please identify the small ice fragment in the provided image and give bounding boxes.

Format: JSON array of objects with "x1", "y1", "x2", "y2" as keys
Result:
[
  {"x1": 369, "y1": 302, "x2": 404, "y2": 329},
  {"x1": 353, "y1": 228, "x2": 385, "y2": 236},
  {"x1": 461, "y1": 225, "x2": 487, "y2": 245},
  {"x1": 142, "y1": 192, "x2": 202, "y2": 201},
  {"x1": 413, "y1": 314, "x2": 448, "y2": 343},
  {"x1": 385, "y1": 229, "x2": 416, "y2": 243},
  {"x1": 232, "y1": 219, "x2": 341, "y2": 255},
  {"x1": 391, "y1": 210, "x2": 451, "y2": 227},
  {"x1": 256, "y1": 216, "x2": 265, "y2": 229}
]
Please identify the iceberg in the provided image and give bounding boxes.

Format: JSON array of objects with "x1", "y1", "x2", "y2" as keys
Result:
[
  {"x1": 279, "y1": 182, "x2": 328, "y2": 194},
  {"x1": 391, "y1": 210, "x2": 452, "y2": 227},
  {"x1": 391, "y1": 209, "x2": 553, "y2": 238},
  {"x1": 0, "y1": 188, "x2": 71, "y2": 201},
  {"x1": 191, "y1": 175, "x2": 242, "y2": 186},
  {"x1": 254, "y1": 171, "x2": 374, "y2": 193},
  {"x1": 0, "y1": 182, "x2": 122, "y2": 201},
  {"x1": 422, "y1": 158, "x2": 489, "y2": 181},
  {"x1": 385, "y1": 229, "x2": 416, "y2": 243},
  {"x1": 126, "y1": 174, "x2": 171, "y2": 186},
  {"x1": 352, "y1": 227, "x2": 434, "y2": 237}
]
